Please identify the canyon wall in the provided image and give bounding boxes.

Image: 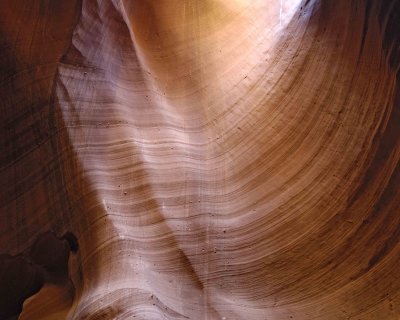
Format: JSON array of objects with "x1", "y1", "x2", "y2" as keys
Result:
[{"x1": 1, "y1": 0, "x2": 399, "y2": 319}]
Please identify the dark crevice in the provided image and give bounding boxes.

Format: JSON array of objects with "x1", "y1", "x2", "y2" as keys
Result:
[
  {"x1": 0, "y1": 231, "x2": 79, "y2": 319},
  {"x1": 63, "y1": 232, "x2": 79, "y2": 253},
  {"x1": 379, "y1": 0, "x2": 400, "y2": 75},
  {"x1": 357, "y1": 0, "x2": 373, "y2": 62},
  {"x1": 0, "y1": 254, "x2": 44, "y2": 320}
]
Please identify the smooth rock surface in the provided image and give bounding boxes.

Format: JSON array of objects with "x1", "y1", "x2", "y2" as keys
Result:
[{"x1": 1, "y1": 0, "x2": 399, "y2": 319}]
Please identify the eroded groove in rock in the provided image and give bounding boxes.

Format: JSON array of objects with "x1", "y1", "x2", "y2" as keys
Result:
[{"x1": 1, "y1": 0, "x2": 400, "y2": 319}]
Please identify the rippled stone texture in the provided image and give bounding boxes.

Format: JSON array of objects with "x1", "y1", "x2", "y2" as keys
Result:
[{"x1": 1, "y1": 0, "x2": 399, "y2": 319}]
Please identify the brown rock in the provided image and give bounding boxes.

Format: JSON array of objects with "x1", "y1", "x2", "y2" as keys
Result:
[{"x1": 1, "y1": 0, "x2": 399, "y2": 319}]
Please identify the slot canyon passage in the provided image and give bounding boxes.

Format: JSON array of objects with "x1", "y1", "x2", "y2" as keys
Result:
[{"x1": 0, "y1": 0, "x2": 400, "y2": 319}]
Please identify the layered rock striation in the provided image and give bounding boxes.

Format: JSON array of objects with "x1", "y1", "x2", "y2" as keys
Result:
[{"x1": 1, "y1": 0, "x2": 399, "y2": 319}]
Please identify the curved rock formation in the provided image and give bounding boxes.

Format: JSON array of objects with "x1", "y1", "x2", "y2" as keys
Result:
[{"x1": 1, "y1": 0, "x2": 399, "y2": 319}]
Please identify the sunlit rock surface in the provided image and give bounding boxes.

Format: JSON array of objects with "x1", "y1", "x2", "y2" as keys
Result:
[{"x1": 1, "y1": 0, "x2": 399, "y2": 319}]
